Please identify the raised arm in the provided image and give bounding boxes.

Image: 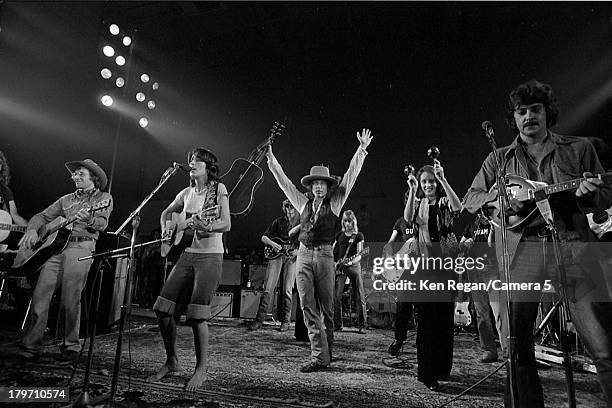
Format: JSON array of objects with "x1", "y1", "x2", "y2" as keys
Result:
[
  {"x1": 403, "y1": 175, "x2": 418, "y2": 223},
  {"x1": 433, "y1": 159, "x2": 462, "y2": 212},
  {"x1": 330, "y1": 128, "x2": 373, "y2": 216},
  {"x1": 266, "y1": 146, "x2": 308, "y2": 213}
]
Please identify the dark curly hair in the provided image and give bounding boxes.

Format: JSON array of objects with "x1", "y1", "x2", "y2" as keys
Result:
[
  {"x1": 504, "y1": 79, "x2": 559, "y2": 133},
  {"x1": 0, "y1": 150, "x2": 10, "y2": 185},
  {"x1": 187, "y1": 147, "x2": 220, "y2": 186}
]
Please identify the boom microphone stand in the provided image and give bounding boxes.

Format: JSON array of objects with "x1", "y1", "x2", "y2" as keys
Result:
[
  {"x1": 481, "y1": 121, "x2": 519, "y2": 408},
  {"x1": 88, "y1": 163, "x2": 183, "y2": 407}
]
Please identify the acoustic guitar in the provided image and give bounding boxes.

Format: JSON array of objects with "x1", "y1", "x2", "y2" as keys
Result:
[
  {"x1": 12, "y1": 199, "x2": 112, "y2": 272},
  {"x1": 484, "y1": 172, "x2": 612, "y2": 230},
  {"x1": 0, "y1": 209, "x2": 27, "y2": 242},
  {"x1": 220, "y1": 122, "x2": 285, "y2": 216},
  {"x1": 160, "y1": 205, "x2": 220, "y2": 259}
]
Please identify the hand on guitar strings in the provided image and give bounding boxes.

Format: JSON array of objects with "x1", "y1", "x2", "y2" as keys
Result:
[
  {"x1": 576, "y1": 172, "x2": 604, "y2": 197},
  {"x1": 75, "y1": 208, "x2": 93, "y2": 225},
  {"x1": 19, "y1": 230, "x2": 39, "y2": 249}
]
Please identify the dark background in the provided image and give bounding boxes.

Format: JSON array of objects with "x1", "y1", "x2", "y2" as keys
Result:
[{"x1": 2, "y1": 1, "x2": 612, "y2": 252}]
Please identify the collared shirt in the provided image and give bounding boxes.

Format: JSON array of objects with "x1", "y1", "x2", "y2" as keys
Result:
[
  {"x1": 463, "y1": 132, "x2": 612, "y2": 265},
  {"x1": 267, "y1": 146, "x2": 368, "y2": 217},
  {"x1": 28, "y1": 188, "x2": 113, "y2": 240}
]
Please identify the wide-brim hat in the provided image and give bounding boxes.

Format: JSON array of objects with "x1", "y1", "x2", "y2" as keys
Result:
[
  {"x1": 65, "y1": 159, "x2": 108, "y2": 190},
  {"x1": 300, "y1": 165, "x2": 339, "y2": 188}
]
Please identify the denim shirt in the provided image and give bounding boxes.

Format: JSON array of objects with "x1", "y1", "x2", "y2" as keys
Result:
[
  {"x1": 462, "y1": 132, "x2": 612, "y2": 266},
  {"x1": 28, "y1": 189, "x2": 113, "y2": 240}
]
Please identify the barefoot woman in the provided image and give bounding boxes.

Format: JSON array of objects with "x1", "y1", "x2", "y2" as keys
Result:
[{"x1": 149, "y1": 148, "x2": 230, "y2": 391}]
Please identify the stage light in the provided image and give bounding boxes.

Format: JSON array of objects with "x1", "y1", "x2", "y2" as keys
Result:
[
  {"x1": 140, "y1": 74, "x2": 150, "y2": 83},
  {"x1": 147, "y1": 100, "x2": 156, "y2": 110},
  {"x1": 115, "y1": 56, "x2": 126, "y2": 66},
  {"x1": 152, "y1": 82, "x2": 159, "y2": 91},
  {"x1": 139, "y1": 117, "x2": 148, "y2": 128},
  {"x1": 100, "y1": 68, "x2": 112, "y2": 79},
  {"x1": 122, "y1": 36, "x2": 132, "y2": 46},
  {"x1": 109, "y1": 24, "x2": 120, "y2": 35},
  {"x1": 115, "y1": 77, "x2": 125, "y2": 88},
  {"x1": 101, "y1": 95, "x2": 114, "y2": 106},
  {"x1": 136, "y1": 92, "x2": 145, "y2": 102},
  {"x1": 102, "y1": 46, "x2": 115, "y2": 57}
]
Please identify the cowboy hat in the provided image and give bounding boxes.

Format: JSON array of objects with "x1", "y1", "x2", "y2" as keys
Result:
[
  {"x1": 65, "y1": 159, "x2": 108, "y2": 190},
  {"x1": 300, "y1": 165, "x2": 339, "y2": 188}
]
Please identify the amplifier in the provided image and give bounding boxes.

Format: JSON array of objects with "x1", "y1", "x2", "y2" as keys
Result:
[
  {"x1": 366, "y1": 291, "x2": 397, "y2": 314},
  {"x1": 211, "y1": 292, "x2": 233, "y2": 318},
  {"x1": 240, "y1": 289, "x2": 261, "y2": 319},
  {"x1": 221, "y1": 259, "x2": 242, "y2": 286}
]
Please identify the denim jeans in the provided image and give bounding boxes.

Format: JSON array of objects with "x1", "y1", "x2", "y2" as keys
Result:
[
  {"x1": 333, "y1": 263, "x2": 367, "y2": 328},
  {"x1": 255, "y1": 253, "x2": 296, "y2": 323},
  {"x1": 504, "y1": 239, "x2": 612, "y2": 407},
  {"x1": 295, "y1": 243, "x2": 334, "y2": 365},
  {"x1": 22, "y1": 239, "x2": 95, "y2": 354}
]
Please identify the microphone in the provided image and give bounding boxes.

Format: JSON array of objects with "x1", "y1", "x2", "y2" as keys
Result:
[
  {"x1": 481, "y1": 121, "x2": 494, "y2": 138},
  {"x1": 173, "y1": 162, "x2": 192, "y2": 172}
]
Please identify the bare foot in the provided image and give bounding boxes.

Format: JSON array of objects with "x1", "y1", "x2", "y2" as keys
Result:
[
  {"x1": 185, "y1": 367, "x2": 207, "y2": 392},
  {"x1": 147, "y1": 357, "x2": 181, "y2": 381}
]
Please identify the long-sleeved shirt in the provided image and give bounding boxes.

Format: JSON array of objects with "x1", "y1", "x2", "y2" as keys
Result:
[
  {"x1": 463, "y1": 132, "x2": 612, "y2": 265},
  {"x1": 267, "y1": 146, "x2": 368, "y2": 217},
  {"x1": 28, "y1": 189, "x2": 113, "y2": 240}
]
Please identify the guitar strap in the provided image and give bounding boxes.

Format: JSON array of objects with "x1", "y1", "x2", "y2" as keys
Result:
[
  {"x1": 340, "y1": 233, "x2": 357, "y2": 264},
  {"x1": 534, "y1": 189, "x2": 554, "y2": 225}
]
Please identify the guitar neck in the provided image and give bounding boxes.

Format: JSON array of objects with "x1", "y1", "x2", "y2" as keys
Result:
[
  {"x1": 0, "y1": 224, "x2": 27, "y2": 232},
  {"x1": 542, "y1": 172, "x2": 612, "y2": 195}
]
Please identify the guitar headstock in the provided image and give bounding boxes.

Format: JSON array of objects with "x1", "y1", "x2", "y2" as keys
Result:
[{"x1": 268, "y1": 121, "x2": 285, "y2": 144}]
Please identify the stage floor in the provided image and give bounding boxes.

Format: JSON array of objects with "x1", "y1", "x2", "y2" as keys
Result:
[{"x1": 0, "y1": 314, "x2": 607, "y2": 408}]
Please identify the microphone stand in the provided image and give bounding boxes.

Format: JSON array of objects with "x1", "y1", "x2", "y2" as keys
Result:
[
  {"x1": 534, "y1": 191, "x2": 577, "y2": 408},
  {"x1": 89, "y1": 164, "x2": 181, "y2": 407},
  {"x1": 483, "y1": 128, "x2": 519, "y2": 408}
]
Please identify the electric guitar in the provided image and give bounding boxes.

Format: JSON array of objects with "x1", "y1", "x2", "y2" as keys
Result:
[
  {"x1": 264, "y1": 237, "x2": 296, "y2": 260},
  {"x1": 0, "y1": 209, "x2": 27, "y2": 242},
  {"x1": 381, "y1": 238, "x2": 418, "y2": 284},
  {"x1": 454, "y1": 274, "x2": 472, "y2": 327},
  {"x1": 160, "y1": 205, "x2": 220, "y2": 258},
  {"x1": 12, "y1": 199, "x2": 112, "y2": 272},
  {"x1": 587, "y1": 209, "x2": 612, "y2": 241},
  {"x1": 484, "y1": 172, "x2": 612, "y2": 230},
  {"x1": 335, "y1": 247, "x2": 370, "y2": 276}
]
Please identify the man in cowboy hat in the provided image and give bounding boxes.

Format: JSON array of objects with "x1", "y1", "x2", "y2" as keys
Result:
[
  {"x1": 15, "y1": 158, "x2": 113, "y2": 363},
  {"x1": 266, "y1": 128, "x2": 373, "y2": 372}
]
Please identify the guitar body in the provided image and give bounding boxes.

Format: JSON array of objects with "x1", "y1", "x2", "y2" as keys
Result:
[
  {"x1": 161, "y1": 207, "x2": 219, "y2": 259},
  {"x1": 263, "y1": 237, "x2": 294, "y2": 260},
  {"x1": 0, "y1": 210, "x2": 11, "y2": 242},
  {"x1": 221, "y1": 158, "x2": 264, "y2": 216},
  {"x1": 486, "y1": 175, "x2": 554, "y2": 230},
  {"x1": 381, "y1": 239, "x2": 417, "y2": 283},
  {"x1": 454, "y1": 301, "x2": 472, "y2": 327},
  {"x1": 12, "y1": 227, "x2": 72, "y2": 272}
]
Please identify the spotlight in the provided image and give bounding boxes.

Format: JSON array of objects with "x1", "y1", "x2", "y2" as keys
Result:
[
  {"x1": 109, "y1": 24, "x2": 120, "y2": 35},
  {"x1": 101, "y1": 95, "x2": 114, "y2": 107},
  {"x1": 100, "y1": 68, "x2": 112, "y2": 79},
  {"x1": 115, "y1": 77, "x2": 125, "y2": 88},
  {"x1": 140, "y1": 74, "x2": 150, "y2": 83},
  {"x1": 152, "y1": 82, "x2": 159, "y2": 91},
  {"x1": 139, "y1": 117, "x2": 148, "y2": 128},
  {"x1": 136, "y1": 92, "x2": 145, "y2": 102},
  {"x1": 102, "y1": 45, "x2": 115, "y2": 57},
  {"x1": 122, "y1": 36, "x2": 132, "y2": 46},
  {"x1": 147, "y1": 100, "x2": 156, "y2": 110},
  {"x1": 115, "y1": 56, "x2": 126, "y2": 66}
]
